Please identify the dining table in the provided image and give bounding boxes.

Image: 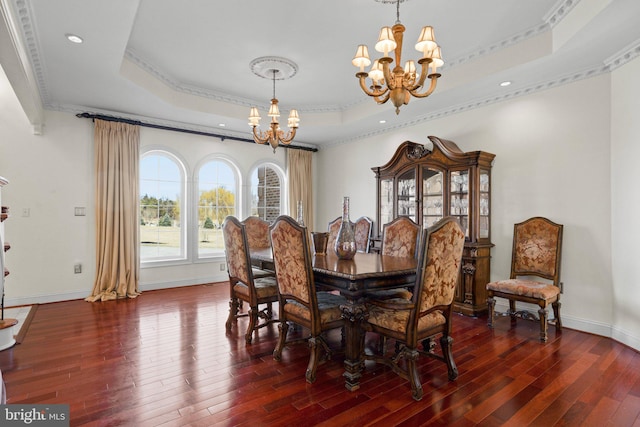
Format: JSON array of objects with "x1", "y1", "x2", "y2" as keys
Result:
[{"x1": 250, "y1": 247, "x2": 418, "y2": 391}]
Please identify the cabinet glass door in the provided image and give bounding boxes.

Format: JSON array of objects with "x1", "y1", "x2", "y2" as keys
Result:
[
  {"x1": 380, "y1": 178, "x2": 394, "y2": 227},
  {"x1": 479, "y1": 169, "x2": 490, "y2": 238},
  {"x1": 397, "y1": 170, "x2": 416, "y2": 222},
  {"x1": 422, "y1": 168, "x2": 443, "y2": 227},
  {"x1": 450, "y1": 170, "x2": 469, "y2": 238}
]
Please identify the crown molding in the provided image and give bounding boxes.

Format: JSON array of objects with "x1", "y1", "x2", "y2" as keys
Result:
[
  {"x1": 331, "y1": 55, "x2": 622, "y2": 146},
  {"x1": 6, "y1": 0, "x2": 49, "y2": 105},
  {"x1": 1, "y1": 0, "x2": 45, "y2": 132},
  {"x1": 605, "y1": 38, "x2": 640, "y2": 71},
  {"x1": 543, "y1": 0, "x2": 580, "y2": 27}
]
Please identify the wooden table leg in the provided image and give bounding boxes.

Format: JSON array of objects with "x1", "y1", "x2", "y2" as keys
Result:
[{"x1": 340, "y1": 301, "x2": 367, "y2": 391}]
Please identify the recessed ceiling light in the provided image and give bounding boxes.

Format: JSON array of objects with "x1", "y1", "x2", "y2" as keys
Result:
[
  {"x1": 65, "y1": 33, "x2": 83, "y2": 44},
  {"x1": 500, "y1": 81, "x2": 512, "y2": 87},
  {"x1": 218, "y1": 123, "x2": 226, "y2": 127},
  {"x1": 379, "y1": 120, "x2": 386, "y2": 124}
]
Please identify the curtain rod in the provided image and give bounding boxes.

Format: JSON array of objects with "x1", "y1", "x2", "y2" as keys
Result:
[{"x1": 75, "y1": 112, "x2": 318, "y2": 152}]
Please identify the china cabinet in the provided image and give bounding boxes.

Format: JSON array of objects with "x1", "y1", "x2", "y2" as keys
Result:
[{"x1": 372, "y1": 137, "x2": 495, "y2": 316}]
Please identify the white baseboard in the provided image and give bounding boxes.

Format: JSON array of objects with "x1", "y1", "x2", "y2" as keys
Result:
[
  {"x1": 492, "y1": 301, "x2": 640, "y2": 352},
  {"x1": 4, "y1": 273, "x2": 228, "y2": 308},
  {"x1": 138, "y1": 275, "x2": 226, "y2": 291},
  {"x1": 611, "y1": 326, "x2": 640, "y2": 351},
  {"x1": 5, "y1": 290, "x2": 89, "y2": 307}
]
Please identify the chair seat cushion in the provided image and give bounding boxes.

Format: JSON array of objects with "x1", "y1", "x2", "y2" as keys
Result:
[
  {"x1": 366, "y1": 298, "x2": 445, "y2": 334},
  {"x1": 284, "y1": 292, "x2": 347, "y2": 326},
  {"x1": 234, "y1": 276, "x2": 278, "y2": 299},
  {"x1": 252, "y1": 267, "x2": 275, "y2": 279},
  {"x1": 486, "y1": 279, "x2": 560, "y2": 301}
]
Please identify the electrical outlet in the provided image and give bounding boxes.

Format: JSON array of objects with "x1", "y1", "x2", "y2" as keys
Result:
[
  {"x1": 220, "y1": 263, "x2": 226, "y2": 272},
  {"x1": 74, "y1": 263, "x2": 82, "y2": 274}
]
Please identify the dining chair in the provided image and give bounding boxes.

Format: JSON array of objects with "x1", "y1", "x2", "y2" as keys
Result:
[
  {"x1": 326, "y1": 216, "x2": 342, "y2": 254},
  {"x1": 369, "y1": 216, "x2": 421, "y2": 301},
  {"x1": 241, "y1": 216, "x2": 276, "y2": 278},
  {"x1": 270, "y1": 215, "x2": 347, "y2": 384},
  {"x1": 380, "y1": 216, "x2": 421, "y2": 258},
  {"x1": 486, "y1": 216, "x2": 563, "y2": 342},
  {"x1": 222, "y1": 216, "x2": 278, "y2": 344},
  {"x1": 362, "y1": 217, "x2": 466, "y2": 401},
  {"x1": 354, "y1": 216, "x2": 373, "y2": 253}
]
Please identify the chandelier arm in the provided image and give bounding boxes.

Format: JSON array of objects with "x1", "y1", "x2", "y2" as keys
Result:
[
  {"x1": 358, "y1": 74, "x2": 389, "y2": 97},
  {"x1": 374, "y1": 92, "x2": 391, "y2": 105},
  {"x1": 409, "y1": 74, "x2": 440, "y2": 98},
  {"x1": 405, "y1": 59, "x2": 431, "y2": 92},
  {"x1": 279, "y1": 127, "x2": 297, "y2": 145},
  {"x1": 380, "y1": 58, "x2": 395, "y2": 90},
  {"x1": 252, "y1": 126, "x2": 270, "y2": 145}
]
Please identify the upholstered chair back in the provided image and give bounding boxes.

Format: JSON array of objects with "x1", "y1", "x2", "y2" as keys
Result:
[
  {"x1": 381, "y1": 216, "x2": 421, "y2": 258},
  {"x1": 242, "y1": 216, "x2": 271, "y2": 251},
  {"x1": 415, "y1": 219, "x2": 466, "y2": 319},
  {"x1": 511, "y1": 217, "x2": 563, "y2": 284},
  {"x1": 270, "y1": 216, "x2": 320, "y2": 329},
  {"x1": 354, "y1": 216, "x2": 373, "y2": 253},
  {"x1": 326, "y1": 217, "x2": 342, "y2": 253},
  {"x1": 222, "y1": 216, "x2": 251, "y2": 286}
]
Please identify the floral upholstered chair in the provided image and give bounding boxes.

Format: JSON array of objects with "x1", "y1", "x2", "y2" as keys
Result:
[
  {"x1": 241, "y1": 216, "x2": 275, "y2": 279},
  {"x1": 380, "y1": 216, "x2": 421, "y2": 258},
  {"x1": 270, "y1": 215, "x2": 347, "y2": 384},
  {"x1": 354, "y1": 216, "x2": 373, "y2": 253},
  {"x1": 486, "y1": 217, "x2": 563, "y2": 342},
  {"x1": 326, "y1": 216, "x2": 342, "y2": 254},
  {"x1": 362, "y1": 217, "x2": 466, "y2": 401},
  {"x1": 242, "y1": 216, "x2": 270, "y2": 250},
  {"x1": 223, "y1": 216, "x2": 278, "y2": 344}
]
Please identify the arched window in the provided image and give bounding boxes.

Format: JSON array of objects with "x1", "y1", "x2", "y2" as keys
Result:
[
  {"x1": 140, "y1": 150, "x2": 186, "y2": 261},
  {"x1": 250, "y1": 163, "x2": 285, "y2": 223},
  {"x1": 197, "y1": 159, "x2": 238, "y2": 257}
]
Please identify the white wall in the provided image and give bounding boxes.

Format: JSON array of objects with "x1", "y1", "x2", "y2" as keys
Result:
[
  {"x1": 0, "y1": 94, "x2": 95, "y2": 304},
  {"x1": 611, "y1": 55, "x2": 640, "y2": 350},
  {"x1": 317, "y1": 74, "x2": 617, "y2": 341}
]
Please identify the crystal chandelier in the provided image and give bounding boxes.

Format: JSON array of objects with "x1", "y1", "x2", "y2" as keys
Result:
[
  {"x1": 352, "y1": 0, "x2": 444, "y2": 114},
  {"x1": 248, "y1": 57, "x2": 300, "y2": 152}
]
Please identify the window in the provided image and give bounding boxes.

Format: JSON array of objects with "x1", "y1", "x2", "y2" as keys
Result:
[
  {"x1": 198, "y1": 159, "x2": 237, "y2": 257},
  {"x1": 250, "y1": 164, "x2": 284, "y2": 223},
  {"x1": 140, "y1": 151, "x2": 185, "y2": 261}
]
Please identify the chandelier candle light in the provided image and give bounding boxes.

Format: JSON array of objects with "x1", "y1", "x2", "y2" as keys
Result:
[
  {"x1": 352, "y1": 0, "x2": 444, "y2": 114},
  {"x1": 248, "y1": 57, "x2": 300, "y2": 152}
]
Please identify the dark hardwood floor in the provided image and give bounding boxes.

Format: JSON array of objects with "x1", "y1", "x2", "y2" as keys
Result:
[{"x1": 1, "y1": 283, "x2": 639, "y2": 426}]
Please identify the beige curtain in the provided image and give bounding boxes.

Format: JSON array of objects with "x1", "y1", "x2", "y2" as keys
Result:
[
  {"x1": 287, "y1": 149, "x2": 313, "y2": 230},
  {"x1": 86, "y1": 119, "x2": 140, "y2": 302}
]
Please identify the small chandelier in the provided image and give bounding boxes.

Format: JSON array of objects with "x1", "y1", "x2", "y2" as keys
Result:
[
  {"x1": 248, "y1": 57, "x2": 300, "y2": 152},
  {"x1": 352, "y1": 0, "x2": 444, "y2": 114}
]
